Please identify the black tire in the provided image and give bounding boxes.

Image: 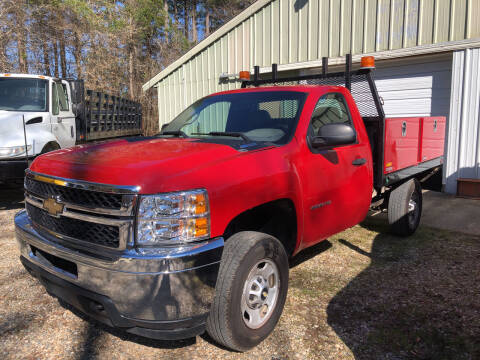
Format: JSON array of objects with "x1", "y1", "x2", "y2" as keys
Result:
[
  {"x1": 388, "y1": 179, "x2": 422, "y2": 236},
  {"x1": 206, "y1": 231, "x2": 289, "y2": 352}
]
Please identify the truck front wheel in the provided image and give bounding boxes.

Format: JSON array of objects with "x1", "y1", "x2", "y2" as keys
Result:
[
  {"x1": 41, "y1": 142, "x2": 60, "y2": 154},
  {"x1": 206, "y1": 231, "x2": 289, "y2": 351},
  {"x1": 388, "y1": 178, "x2": 422, "y2": 236}
]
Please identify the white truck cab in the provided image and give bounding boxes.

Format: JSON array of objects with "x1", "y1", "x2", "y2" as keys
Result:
[
  {"x1": 0, "y1": 74, "x2": 76, "y2": 182},
  {"x1": 0, "y1": 73, "x2": 142, "y2": 184}
]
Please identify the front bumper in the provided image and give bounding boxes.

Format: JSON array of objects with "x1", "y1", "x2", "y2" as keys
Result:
[
  {"x1": 15, "y1": 210, "x2": 223, "y2": 340},
  {"x1": 0, "y1": 159, "x2": 28, "y2": 183}
]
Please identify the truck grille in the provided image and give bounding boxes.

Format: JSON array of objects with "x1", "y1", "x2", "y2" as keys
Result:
[
  {"x1": 25, "y1": 177, "x2": 124, "y2": 210},
  {"x1": 24, "y1": 171, "x2": 137, "y2": 251},
  {"x1": 26, "y1": 203, "x2": 120, "y2": 249}
]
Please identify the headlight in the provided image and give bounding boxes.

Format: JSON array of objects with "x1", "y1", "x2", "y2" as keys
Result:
[
  {"x1": 0, "y1": 145, "x2": 32, "y2": 158},
  {"x1": 137, "y1": 189, "x2": 210, "y2": 246}
]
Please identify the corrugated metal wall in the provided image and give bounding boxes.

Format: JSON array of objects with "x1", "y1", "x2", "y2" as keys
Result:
[
  {"x1": 445, "y1": 48, "x2": 480, "y2": 193},
  {"x1": 156, "y1": 0, "x2": 480, "y2": 125}
]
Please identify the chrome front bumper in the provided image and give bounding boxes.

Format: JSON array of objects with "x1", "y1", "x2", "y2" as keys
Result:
[{"x1": 15, "y1": 210, "x2": 223, "y2": 339}]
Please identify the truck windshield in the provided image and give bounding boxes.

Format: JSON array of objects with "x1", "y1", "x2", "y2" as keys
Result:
[
  {"x1": 0, "y1": 78, "x2": 48, "y2": 112},
  {"x1": 163, "y1": 91, "x2": 307, "y2": 145}
]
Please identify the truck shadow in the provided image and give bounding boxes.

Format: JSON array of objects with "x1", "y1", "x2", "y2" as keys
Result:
[
  {"x1": 326, "y1": 218, "x2": 480, "y2": 359},
  {"x1": 0, "y1": 184, "x2": 24, "y2": 210},
  {"x1": 58, "y1": 301, "x2": 196, "y2": 356},
  {"x1": 289, "y1": 240, "x2": 332, "y2": 268}
]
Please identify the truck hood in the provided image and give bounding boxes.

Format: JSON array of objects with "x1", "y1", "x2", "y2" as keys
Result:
[
  {"x1": 0, "y1": 110, "x2": 47, "y2": 148},
  {"x1": 30, "y1": 137, "x2": 253, "y2": 193}
]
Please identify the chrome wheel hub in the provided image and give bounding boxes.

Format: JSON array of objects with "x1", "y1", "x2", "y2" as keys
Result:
[
  {"x1": 408, "y1": 199, "x2": 416, "y2": 212},
  {"x1": 241, "y1": 259, "x2": 279, "y2": 329},
  {"x1": 408, "y1": 190, "x2": 420, "y2": 227}
]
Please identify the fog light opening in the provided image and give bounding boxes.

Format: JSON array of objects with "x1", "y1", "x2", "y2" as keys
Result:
[{"x1": 89, "y1": 300, "x2": 105, "y2": 314}]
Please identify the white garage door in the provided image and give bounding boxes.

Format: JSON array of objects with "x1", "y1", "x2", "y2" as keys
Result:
[
  {"x1": 373, "y1": 55, "x2": 452, "y2": 118},
  {"x1": 302, "y1": 54, "x2": 452, "y2": 118}
]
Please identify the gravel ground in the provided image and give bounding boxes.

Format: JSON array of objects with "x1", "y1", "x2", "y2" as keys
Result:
[{"x1": 1, "y1": 185, "x2": 479, "y2": 360}]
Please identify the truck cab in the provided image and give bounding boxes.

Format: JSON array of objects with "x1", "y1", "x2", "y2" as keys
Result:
[
  {"x1": 0, "y1": 74, "x2": 142, "y2": 184},
  {"x1": 0, "y1": 74, "x2": 76, "y2": 183}
]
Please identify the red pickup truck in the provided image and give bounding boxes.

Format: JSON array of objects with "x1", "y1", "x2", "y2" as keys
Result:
[{"x1": 15, "y1": 56, "x2": 445, "y2": 351}]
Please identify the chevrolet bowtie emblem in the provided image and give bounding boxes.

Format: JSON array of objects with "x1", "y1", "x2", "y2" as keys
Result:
[{"x1": 43, "y1": 197, "x2": 64, "y2": 217}]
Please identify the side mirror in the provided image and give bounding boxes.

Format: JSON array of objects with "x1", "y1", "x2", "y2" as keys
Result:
[
  {"x1": 161, "y1": 123, "x2": 169, "y2": 131},
  {"x1": 311, "y1": 123, "x2": 356, "y2": 148}
]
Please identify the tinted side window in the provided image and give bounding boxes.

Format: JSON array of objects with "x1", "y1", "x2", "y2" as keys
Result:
[
  {"x1": 54, "y1": 82, "x2": 69, "y2": 111},
  {"x1": 310, "y1": 93, "x2": 352, "y2": 136},
  {"x1": 52, "y1": 83, "x2": 59, "y2": 115},
  {"x1": 60, "y1": 84, "x2": 69, "y2": 111}
]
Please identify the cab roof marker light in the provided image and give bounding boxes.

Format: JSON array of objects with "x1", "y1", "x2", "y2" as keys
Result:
[
  {"x1": 361, "y1": 56, "x2": 375, "y2": 69},
  {"x1": 239, "y1": 71, "x2": 250, "y2": 81},
  {"x1": 220, "y1": 71, "x2": 251, "y2": 82}
]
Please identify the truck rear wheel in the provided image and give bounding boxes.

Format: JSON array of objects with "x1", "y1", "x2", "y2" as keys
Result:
[
  {"x1": 206, "y1": 231, "x2": 289, "y2": 352},
  {"x1": 388, "y1": 179, "x2": 422, "y2": 236}
]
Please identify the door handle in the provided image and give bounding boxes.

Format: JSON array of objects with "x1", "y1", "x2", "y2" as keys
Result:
[
  {"x1": 352, "y1": 158, "x2": 367, "y2": 166},
  {"x1": 57, "y1": 118, "x2": 63, "y2": 123}
]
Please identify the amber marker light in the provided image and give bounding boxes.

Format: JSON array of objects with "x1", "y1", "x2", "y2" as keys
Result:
[
  {"x1": 193, "y1": 193, "x2": 208, "y2": 215},
  {"x1": 239, "y1": 71, "x2": 250, "y2": 81},
  {"x1": 194, "y1": 217, "x2": 209, "y2": 237},
  {"x1": 360, "y1": 56, "x2": 375, "y2": 69},
  {"x1": 33, "y1": 174, "x2": 67, "y2": 186}
]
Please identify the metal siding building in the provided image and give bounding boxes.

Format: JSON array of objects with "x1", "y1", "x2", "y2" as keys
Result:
[
  {"x1": 445, "y1": 48, "x2": 480, "y2": 193},
  {"x1": 144, "y1": 0, "x2": 480, "y2": 193}
]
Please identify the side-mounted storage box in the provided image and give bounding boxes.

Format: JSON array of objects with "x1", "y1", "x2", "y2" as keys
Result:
[
  {"x1": 383, "y1": 116, "x2": 446, "y2": 175},
  {"x1": 384, "y1": 117, "x2": 421, "y2": 174},
  {"x1": 419, "y1": 117, "x2": 446, "y2": 163}
]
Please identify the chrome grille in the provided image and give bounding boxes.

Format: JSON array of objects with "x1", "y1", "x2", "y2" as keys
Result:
[
  {"x1": 25, "y1": 177, "x2": 124, "y2": 210},
  {"x1": 26, "y1": 203, "x2": 120, "y2": 248},
  {"x1": 24, "y1": 170, "x2": 138, "y2": 251}
]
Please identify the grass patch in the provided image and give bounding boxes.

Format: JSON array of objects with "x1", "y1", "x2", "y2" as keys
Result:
[{"x1": 325, "y1": 218, "x2": 480, "y2": 360}]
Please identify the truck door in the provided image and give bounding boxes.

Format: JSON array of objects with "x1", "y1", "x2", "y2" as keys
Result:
[
  {"x1": 51, "y1": 81, "x2": 76, "y2": 148},
  {"x1": 300, "y1": 91, "x2": 373, "y2": 247}
]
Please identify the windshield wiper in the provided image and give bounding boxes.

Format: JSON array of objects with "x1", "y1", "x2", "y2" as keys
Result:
[
  {"x1": 192, "y1": 131, "x2": 253, "y2": 143},
  {"x1": 159, "y1": 130, "x2": 189, "y2": 138}
]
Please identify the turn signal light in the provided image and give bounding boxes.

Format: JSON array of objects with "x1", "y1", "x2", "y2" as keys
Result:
[
  {"x1": 192, "y1": 217, "x2": 209, "y2": 237},
  {"x1": 192, "y1": 193, "x2": 207, "y2": 215},
  {"x1": 361, "y1": 56, "x2": 375, "y2": 69},
  {"x1": 34, "y1": 174, "x2": 67, "y2": 187},
  {"x1": 239, "y1": 71, "x2": 250, "y2": 81}
]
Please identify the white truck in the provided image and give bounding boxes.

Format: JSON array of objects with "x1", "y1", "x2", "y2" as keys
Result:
[{"x1": 0, "y1": 74, "x2": 142, "y2": 184}]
